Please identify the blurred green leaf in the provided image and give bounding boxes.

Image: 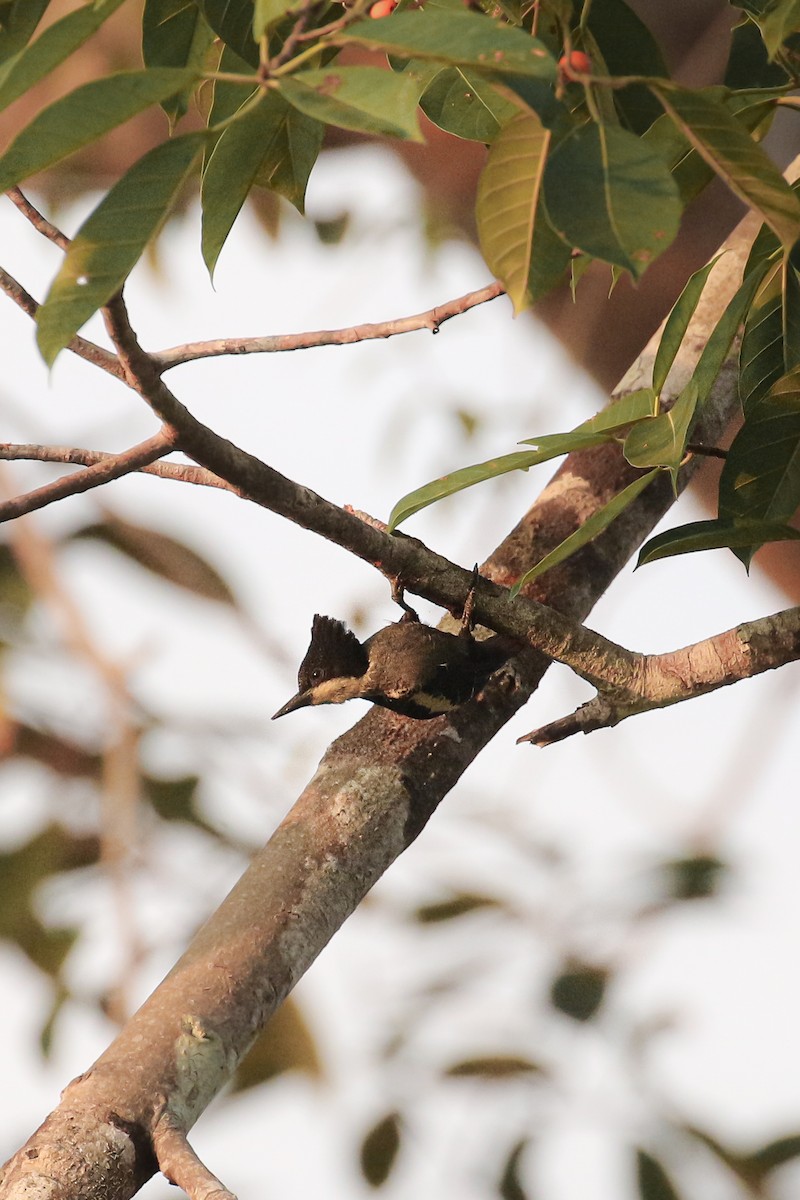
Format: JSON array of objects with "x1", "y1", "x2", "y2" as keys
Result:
[
  {"x1": 636, "y1": 1149, "x2": 681, "y2": 1200},
  {"x1": 278, "y1": 67, "x2": 424, "y2": 141},
  {"x1": 746, "y1": 1133, "x2": 800, "y2": 1176},
  {"x1": 740, "y1": 0, "x2": 800, "y2": 59},
  {"x1": 37, "y1": 132, "x2": 205, "y2": 365},
  {"x1": 663, "y1": 855, "x2": 727, "y2": 901},
  {"x1": 0, "y1": 68, "x2": 201, "y2": 195},
  {"x1": 143, "y1": 774, "x2": 201, "y2": 822},
  {"x1": 0, "y1": 0, "x2": 127, "y2": 114},
  {"x1": 499, "y1": 1138, "x2": 530, "y2": 1200},
  {"x1": 445, "y1": 1056, "x2": 544, "y2": 1078},
  {"x1": 143, "y1": 0, "x2": 216, "y2": 122},
  {"x1": 511, "y1": 469, "x2": 661, "y2": 594},
  {"x1": 413, "y1": 893, "x2": 502, "y2": 923},
  {"x1": 550, "y1": 961, "x2": 608, "y2": 1022},
  {"x1": 585, "y1": 0, "x2": 667, "y2": 133},
  {"x1": 651, "y1": 85, "x2": 800, "y2": 247},
  {"x1": 338, "y1": 10, "x2": 557, "y2": 79},
  {"x1": 0, "y1": 0, "x2": 49, "y2": 63},
  {"x1": 544, "y1": 122, "x2": 681, "y2": 278},
  {"x1": 360, "y1": 1112, "x2": 402, "y2": 1188},
  {"x1": 70, "y1": 516, "x2": 238, "y2": 605},
  {"x1": 231, "y1": 997, "x2": 322, "y2": 1091},
  {"x1": 200, "y1": 0, "x2": 259, "y2": 66},
  {"x1": 637, "y1": 518, "x2": 800, "y2": 566}
]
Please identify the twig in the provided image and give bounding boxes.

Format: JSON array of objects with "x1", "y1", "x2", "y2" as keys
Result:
[
  {"x1": 0, "y1": 431, "x2": 180, "y2": 523},
  {"x1": 0, "y1": 442, "x2": 237, "y2": 491},
  {"x1": 0, "y1": 265, "x2": 123, "y2": 379},
  {"x1": 153, "y1": 1097, "x2": 236, "y2": 1200},
  {"x1": 153, "y1": 282, "x2": 507, "y2": 371},
  {"x1": 687, "y1": 441, "x2": 728, "y2": 460},
  {"x1": 7, "y1": 187, "x2": 71, "y2": 251}
]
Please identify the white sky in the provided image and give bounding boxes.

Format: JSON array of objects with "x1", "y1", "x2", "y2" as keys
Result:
[{"x1": 2, "y1": 143, "x2": 800, "y2": 1199}]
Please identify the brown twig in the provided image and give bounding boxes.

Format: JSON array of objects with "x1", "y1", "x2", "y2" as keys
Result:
[
  {"x1": 7, "y1": 187, "x2": 71, "y2": 251},
  {"x1": 687, "y1": 441, "x2": 728, "y2": 460},
  {"x1": 153, "y1": 282, "x2": 507, "y2": 371},
  {"x1": 0, "y1": 431, "x2": 180, "y2": 523},
  {"x1": 0, "y1": 442, "x2": 237, "y2": 491}
]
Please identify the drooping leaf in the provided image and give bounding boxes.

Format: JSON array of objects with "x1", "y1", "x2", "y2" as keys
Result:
[
  {"x1": 277, "y1": 66, "x2": 423, "y2": 140},
  {"x1": 543, "y1": 121, "x2": 681, "y2": 277},
  {"x1": 0, "y1": 68, "x2": 201, "y2": 195},
  {"x1": 253, "y1": 0, "x2": 297, "y2": 38},
  {"x1": 202, "y1": 91, "x2": 322, "y2": 274},
  {"x1": 636, "y1": 1149, "x2": 681, "y2": 1200},
  {"x1": 691, "y1": 259, "x2": 767, "y2": 407},
  {"x1": 70, "y1": 515, "x2": 238, "y2": 605},
  {"x1": 741, "y1": 0, "x2": 800, "y2": 59},
  {"x1": 200, "y1": 0, "x2": 259, "y2": 66},
  {"x1": 662, "y1": 854, "x2": 727, "y2": 900},
  {"x1": 499, "y1": 1139, "x2": 531, "y2": 1200},
  {"x1": 511, "y1": 468, "x2": 661, "y2": 593},
  {"x1": 652, "y1": 256, "x2": 723, "y2": 396},
  {"x1": 0, "y1": 0, "x2": 127, "y2": 114},
  {"x1": 360, "y1": 1112, "x2": 402, "y2": 1187},
  {"x1": 143, "y1": 0, "x2": 216, "y2": 122},
  {"x1": 651, "y1": 85, "x2": 800, "y2": 247},
  {"x1": 719, "y1": 367, "x2": 800, "y2": 562},
  {"x1": 725, "y1": 18, "x2": 791, "y2": 88},
  {"x1": 421, "y1": 67, "x2": 518, "y2": 142},
  {"x1": 740, "y1": 259, "x2": 785, "y2": 411},
  {"x1": 0, "y1": 0, "x2": 49, "y2": 63},
  {"x1": 575, "y1": 387, "x2": 658, "y2": 432},
  {"x1": 585, "y1": 0, "x2": 668, "y2": 133},
  {"x1": 477, "y1": 110, "x2": 570, "y2": 311},
  {"x1": 36, "y1": 132, "x2": 205, "y2": 365},
  {"x1": 637, "y1": 518, "x2": 800, "y2": 566},
  {"x1": 337, "y1": 10, "x2": 557, "y2": 80},
  {"x1": 746, "y1": 1133, "x2": 800, "y2": 1177},
  {"x1": 623, "y1": 381, "x2": 699, "y2": 486}
]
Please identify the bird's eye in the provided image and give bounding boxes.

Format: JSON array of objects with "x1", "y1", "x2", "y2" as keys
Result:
[{"x1": 310, "y1": 668, "x2": 322, "y2": 682}]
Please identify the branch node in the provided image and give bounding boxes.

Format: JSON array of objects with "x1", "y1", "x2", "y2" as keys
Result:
[{"x1": 152, "y1": 1110, "x2": 237, "y2": 1200}]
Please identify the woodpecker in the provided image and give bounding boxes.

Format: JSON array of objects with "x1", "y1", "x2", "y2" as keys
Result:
[{"x1": 273, "y1": 585, "x2": 516, "y2": 721}]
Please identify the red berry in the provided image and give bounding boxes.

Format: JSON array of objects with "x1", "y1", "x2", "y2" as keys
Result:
[
  {"x1": 370, "y1": 0, "x2": 397, "y2": 16},
  {"x1": 558, "y1": 50, "x2": 592, "y2": 79}
]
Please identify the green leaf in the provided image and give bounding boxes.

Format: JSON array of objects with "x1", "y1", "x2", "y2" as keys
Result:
[
  {"x1": 585, "y1": 0, "x2": 667, "y2": 134},
  {"x1": 740, "y1": 258, "x2": 784, "y2": 411},
  {"x1": 651, "y1": 85, "x2": 800, "y2": 247},
  {"x1": 511, "y1": 468, "x2": 660, "y2": 593},
  {"x1": 337, "y1": 9, "x2": 557, "y2": 80},
  {"x1": 575, "y1": 387, "x2": 658, "y2": 431},
  {"x1": 550, "y1": 961, "x2": 608, "y2": 1021},
  {"x1": 389, "y1": 433, "x2": 610, "y2": 529},
  {"x1": 70, "y1": 514, "x2": 238, "y2": 604},
  {"x1": 0, "y1": 0, "x2": 49, "y2": 63},
  {"x1": 36, "y1": 132, "x2": 205, "y2": 366},
  {"x1": 231, "y1": 998, "x2": 323, "y2": 1092},
  {"x1": 421, "y1": 67, "x2": 518, "y2": 142},
  {"x1": 277, "y1": 66, "x2": 423, "y2": 140},
  {"x1": 143, "y1": 0, "x2": 216, "y2": 122},
  {"x1": 200, "y1": 0, "x2": 258, "y2": 66},
  {"x1": 499, "y1": 1139, "x2": 530, "y2": 1200},
  {"x1": 543, "y1": 122, "x2": 681, "y2": 278},
  {"x1": 476, "y1": 110, "x2": 571, "y2": 311},
  {"x1": 637, "y1": 518, "x2": 800, "y2": 566},
  {"x1": 653, "y1": 256, "x2": 723, "y2": 396},
  {"x1": 0, "y1": 68, "x2": 201, "y2": 194},
  {"x1": 360, "y1": 1113, "x2": 402, "y2": 1188},
  {"x1": 692, "y1": 258, "x2": 767, "y2": 408},
  {"x1": 0, "y1": 0, "x2": 127, "y2": 114},
  {"x1": 636, "y1": 1149, "x2": 681, "y2": 1200},
  {"x1": 202, "y1": 91, "x2": 322, "y2": 275},
  {"x1": 445, "y1": 1056, "x2": 543, "y2": 1078},
  {"x1": 253, "y1": 0, "x2": 296, "y2": 38},
  {"x1": 623, "y1": 381, "x2": 699, "y2": 484},
  {"x1": 725, "y1": 18, "x2": 791, "y2": 88},
  {"x1": 743, "y1": 0, "x2": 800, "y2": 59},
  {"x1": 413, "y1": 893, "x2": 501, "y2": 922},
  {"x1": 719, "y1": 367, "x2": 800, "y2": 558},
  {"x1": 746, "y1": 1134, "x2": 800, "y2": 1177}
]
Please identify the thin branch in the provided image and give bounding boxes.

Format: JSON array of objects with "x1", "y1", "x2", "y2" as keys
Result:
[
  {"x1": 152, "y1": 1105, "x2": 236, "y2": 1200},
  {"x1": 0, "y1": 265, "x2": 124, "y2": 379},
  {"x1": 687, "y1": 441, "x2": 728, "y2": 460},
  {"x1": 0, "y1": 431, "x2": 180, "y2": 523},
  {"x1": 0, "y1": 442, "x2": 237, "y2": 491},
  {"x1": 7, "y1": 187, "x2": 71, "y2": 251},
  {"x1": 153, "y1": 282, "x2": 507, "y2": 371},
  {"x1": 520, "y1": 606, "x2": 800, "y2": 745}
]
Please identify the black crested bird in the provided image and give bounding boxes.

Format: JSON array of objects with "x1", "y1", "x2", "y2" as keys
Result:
[{"x1": 273, "y1": 590, "x2": 517, "y2": 721}]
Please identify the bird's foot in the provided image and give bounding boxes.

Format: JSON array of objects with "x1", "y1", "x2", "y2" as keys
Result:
[
  {"x1": 459, "y1": 565, "x2": 481, "y2": 639},
  {"x1": 390, "y1": 575, "x2": 420, "y2": 623}
]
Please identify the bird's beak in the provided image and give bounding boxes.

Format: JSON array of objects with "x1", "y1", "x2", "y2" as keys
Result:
[{"x1": 272, "y1": 690, "x2": 313, "y2": 719}]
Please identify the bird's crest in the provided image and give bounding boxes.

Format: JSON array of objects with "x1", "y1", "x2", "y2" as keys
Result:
[{"x1": 296, "y1": 615, "x2": 369, "y2": 692}]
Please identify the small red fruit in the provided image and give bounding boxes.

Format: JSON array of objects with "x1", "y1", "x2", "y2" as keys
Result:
[
  {"x1": 558, "y1": 49, "x2": 592, "y2": 79},
  {"x1": 370, "y1": 0, "x2": 397, "y2": 16}
]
